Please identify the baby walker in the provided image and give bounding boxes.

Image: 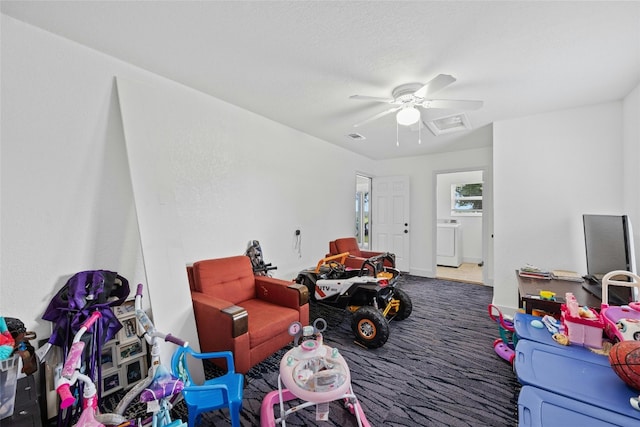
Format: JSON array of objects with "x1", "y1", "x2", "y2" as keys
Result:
[
  {"x1": 488, "y1": 304, "x2": 517, "y2": 364},
  {"x1": 260, "y1": 319, "x2": 371, "y2": 427}
]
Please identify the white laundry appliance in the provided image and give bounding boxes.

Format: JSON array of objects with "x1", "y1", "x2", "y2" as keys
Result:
[{"x1": 437, "y1": 221, "x2": 462, "y2": 267}]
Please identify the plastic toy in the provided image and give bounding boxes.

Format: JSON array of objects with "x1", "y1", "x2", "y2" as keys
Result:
[
  {"x1": 609, "y1": 340, "x2": 640, "y2": 390},
  {"x1": 245, "y1": 240, "x2": 277, "y2": 276},
  {"x1": 488, "y1": 304, "x2": 517, "y2": 364},
  {"x1": 55, "y1": 311, "x2": 111, "y2": 426},
  {"x1": 561, "y1": 292, "x2": 603, "y2": 348},
  {"x1": 260, "y1": 319, "x2": 371, "y2": 426},
  {"x1": 117, "y1": 283, "x2": 187, "y2": 427},
  {"x1": 539, "y1": 290, "x2": 556, "y2": 301},
  {"x1": 55, "y1": 284, "x2": 187, "y2": 427},
  {"x1": 600, "y1": 271, "x2": 640, "y2": 344},
  {"x1": 609, "y1": 340, "x2": 640, "y2": 411},
  {"x1": 0, "y1": 317, "x2": 15, "y2": 360},
  {"x1": 295, "y1": 252, "x2": 411, "y2": 348}
]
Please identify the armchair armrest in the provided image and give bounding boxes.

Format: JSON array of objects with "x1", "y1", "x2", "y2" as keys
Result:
[
  {"x1": 287, "y1": 282, "x2": 309, "y2": 306},
  {"x1": 191, "y1": 292, "x2": 248, "y2": 338},
  {"x1": 255, "y1": 276, "x2": 309, "y2": 308}
]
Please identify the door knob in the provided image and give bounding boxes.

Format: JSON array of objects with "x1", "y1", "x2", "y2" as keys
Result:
[{"x1": 404, "y1": 230, "x2": 408, "y2": 233}]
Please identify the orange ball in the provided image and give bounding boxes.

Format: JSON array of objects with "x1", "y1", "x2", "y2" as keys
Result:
[{"x1": 609, "y1": 340, "x2": 640, "y2": 390}]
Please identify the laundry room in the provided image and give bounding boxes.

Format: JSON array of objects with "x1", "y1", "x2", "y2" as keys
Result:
[{"x1": 436, "y1": 170, "x2": 484, "y2": 284}]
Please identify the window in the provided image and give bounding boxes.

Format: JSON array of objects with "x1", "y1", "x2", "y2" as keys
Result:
[{"x1": 451, "y1": 183, "x2": 482, "y2": 216}]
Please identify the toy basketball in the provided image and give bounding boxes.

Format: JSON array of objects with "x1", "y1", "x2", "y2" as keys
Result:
[{"x1": 609, "y1": 340, "x2": 640, "y2": 390}]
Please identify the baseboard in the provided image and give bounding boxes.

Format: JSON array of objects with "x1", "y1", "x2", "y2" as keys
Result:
[{"x1": 408, "y1": 268, "x2": 434, "y2": 278}]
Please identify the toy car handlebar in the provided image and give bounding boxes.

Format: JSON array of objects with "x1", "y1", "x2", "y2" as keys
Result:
[{"x1": 136, "y1": 283, "x2": 144, "y2": 297}]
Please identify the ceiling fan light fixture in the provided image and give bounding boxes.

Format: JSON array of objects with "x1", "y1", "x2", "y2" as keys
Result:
[{"x1": 396, "y1": 107, "x2": 420, "y2": 126}]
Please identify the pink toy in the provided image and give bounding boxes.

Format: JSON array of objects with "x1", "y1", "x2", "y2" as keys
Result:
[
  {"x1": 488, "y1": 304, "x2": 516, "y2": 364},
  {"x1": 260, "y1": 319, "x2": 371, "y2": 427},
  {"x1": 0, "y1": 317, "x2": 15, "y2": 360},
  {"x1": 600, "y1": 271, "x2": 640, "y2": 344},
  {"x1": 561, "y1": 293, "x2": 604, "y2": 348}
]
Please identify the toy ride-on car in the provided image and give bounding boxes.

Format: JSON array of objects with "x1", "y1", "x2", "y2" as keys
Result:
[{"x1": 294, "y1": 252, "x2": 412, "y2": 349}]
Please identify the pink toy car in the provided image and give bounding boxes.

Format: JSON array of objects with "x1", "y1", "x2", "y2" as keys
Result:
[{"x1": 600, "y1": 271, "x2": 640, "y2": 343}]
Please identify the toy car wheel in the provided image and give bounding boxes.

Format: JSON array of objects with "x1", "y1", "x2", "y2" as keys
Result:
[
  {"x1": 351, "y1": 306, "x2": 389, "y2": 349},
  {"x1": 388, "y1": 288, "x2": 412, "y2": 321}
]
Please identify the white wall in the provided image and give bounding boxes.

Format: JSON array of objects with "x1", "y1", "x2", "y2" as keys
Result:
[
  {"x1": 2, "y1": 15, "x2": 147, "y2": 342},
  {"x1": 437, "y1": 170, "x2": 484, "y2": 264},
  {"x1": 114, "y1": 72, "x2": 371, "y2": 297},
  {"x1": 493, "y1": 101, "x2": 628, "y2": 312},
  {"x1": 0, "y1": 15, "x2": 371, "y2": 349}
]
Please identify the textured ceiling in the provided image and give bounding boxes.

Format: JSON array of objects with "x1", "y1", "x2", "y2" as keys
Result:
[{"x1": 2, "y1": 1, "x2": 640, "y2": 160}]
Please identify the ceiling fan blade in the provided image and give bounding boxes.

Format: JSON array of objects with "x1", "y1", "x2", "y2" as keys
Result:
[
  {"x1": 353, "y1": 106, "x2": 401, "y2": 127},
  {"x1": 413, "y1": 74, "x2": 456, "y2": 98},
  {"x1": 349, "y1": 94, "x2": 395, "y2": 103},
  {"x1": 421, "y1": 99, "x2": 483, "y2": 110}
]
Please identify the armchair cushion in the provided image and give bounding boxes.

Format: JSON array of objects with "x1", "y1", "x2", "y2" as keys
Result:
[
  {"x1": 333, "y1": 237, "x2": 362, "y2": 257},
  {"x1": 239, "y1": 299, "x2": 298, "y2": 348},
  {"x1": 192, "y1": 256, "x2": 255, "y2": 304}
]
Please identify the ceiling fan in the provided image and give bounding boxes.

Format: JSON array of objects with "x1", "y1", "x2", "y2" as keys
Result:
[{"x1": 349, "y1": 74, "x2": 483, "y2": 132}]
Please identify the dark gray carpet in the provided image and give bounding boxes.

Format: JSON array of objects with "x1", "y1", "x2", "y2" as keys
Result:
[{"x1": 106, "y1": 275, "x2": 520, "y2": 426}]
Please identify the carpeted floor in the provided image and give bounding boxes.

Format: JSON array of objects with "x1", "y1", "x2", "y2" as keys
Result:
[{"x1": 106, "y1": 275, "x2": 520, "y2": 426}]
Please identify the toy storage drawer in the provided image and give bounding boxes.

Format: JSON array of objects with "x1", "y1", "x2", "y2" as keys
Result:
[{"x1": 3, "y1": 376, "x2": 41, "y2": 427}]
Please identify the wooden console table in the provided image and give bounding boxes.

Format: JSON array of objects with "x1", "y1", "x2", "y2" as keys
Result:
[{"x1": 516, "y1": 271, "x2": 600, "y2": 315}]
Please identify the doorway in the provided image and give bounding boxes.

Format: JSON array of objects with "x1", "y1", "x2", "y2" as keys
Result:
[
  {"x1": 355, "y1": 174, "x2": 371, "y2": 250},
  {"x1": 435, "y1": 170, "x2": 484, "y2": 284}
]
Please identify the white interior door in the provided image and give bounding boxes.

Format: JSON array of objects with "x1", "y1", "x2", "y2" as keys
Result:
[{"x1": 371, "y1": 176, "x2": 410, "y2": 272}]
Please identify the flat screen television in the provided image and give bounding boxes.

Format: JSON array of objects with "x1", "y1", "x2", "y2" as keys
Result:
[{"x1": 583, "y1": 214, "x2": 637, "y2": 304}]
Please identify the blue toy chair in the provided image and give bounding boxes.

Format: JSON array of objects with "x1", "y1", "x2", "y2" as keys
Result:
[{"x1": 171, "y1": 346, "x2": 244, "y2": 427}]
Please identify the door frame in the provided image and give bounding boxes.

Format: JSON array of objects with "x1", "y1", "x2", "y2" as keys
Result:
[{"x1": 433, "y1": 167, "x2": 491, "y2": 285}]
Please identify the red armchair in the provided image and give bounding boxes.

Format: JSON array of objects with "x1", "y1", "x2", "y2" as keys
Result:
[
  {"x1": 328, "y1": 237, "x2": 395, "y2": 269},
  {"x1": 187, "y1": 255, "x2": 309, "y2": 374}
]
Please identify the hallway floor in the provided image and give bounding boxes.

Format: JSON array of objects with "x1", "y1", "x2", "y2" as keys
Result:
[{"x1": 437, "y1": 262, "x2": 483, "y2": 285}]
